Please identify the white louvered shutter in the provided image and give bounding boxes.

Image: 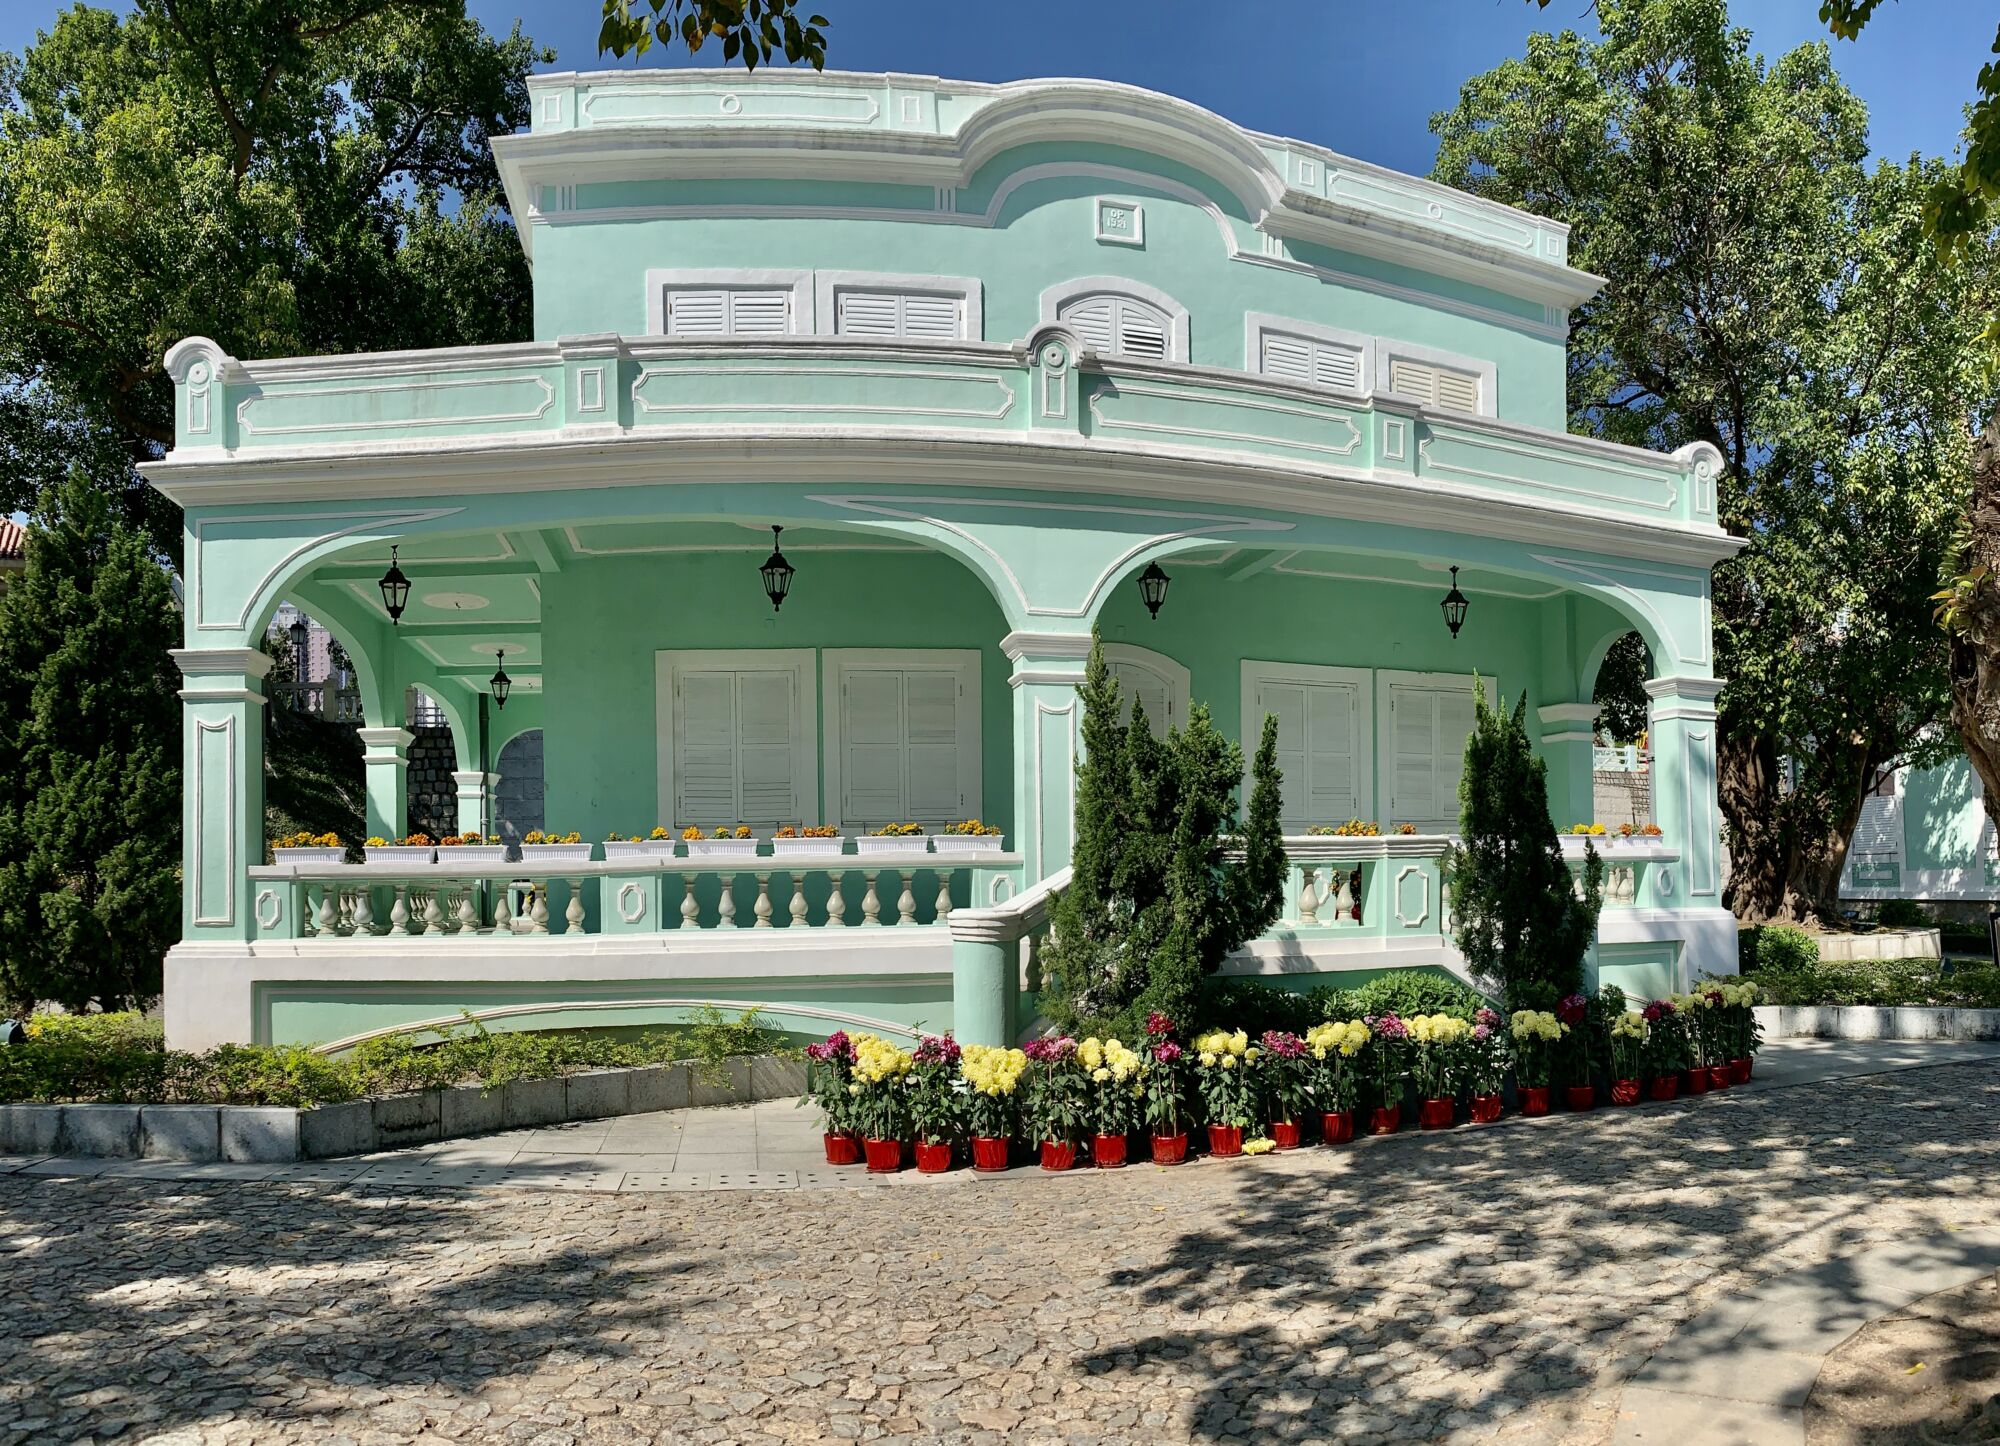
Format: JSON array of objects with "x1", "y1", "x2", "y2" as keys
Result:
[
  {"x1": 1058, "y1": 293, "x2": 1173, "y2": 360},
  {"x1": 1256, "y1": 681, "x2": 1310, "y2": 832},
  {"x1": 834, "y1": 289, "x2": 964, "y2": 341},
  {"x1": 904, "y1": 671, "x2": 962, "y2": 820},
  {"x1": 840, "y1": 670, "x2": 905, "y2": 828},
  {"x1": 1389, "y1": 685, "x2": 1439, "y2": 827},
  {"x1": 673, "y1": 667, "x2": 800, "y2": 828},
  {"x1": 1108, "y1": 660, "x2": 1172, "y2": 740},
  {"x1": 664, "y1": 287, "x2": 792, "y2": 337},
  {"x1": 1259, "y1": 332, "x2": 1363, "y2": 393},
  {"x1": 1254, "y1": 679, "x2": 1357, "y2": 832},
  {"x1": 1388, "y1": 358, "x2": 1480, "y2": 414},
  {"x1": 1434, "y1": 688, "x2": 1477, "y2": 822}
]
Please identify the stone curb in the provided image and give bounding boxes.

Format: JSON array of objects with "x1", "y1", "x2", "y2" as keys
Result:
[
  {"x1": 0, "y1": 1055, "x2": 805, "y2": 1164},
  {"x1": 1612, "y1": 1229, "x2": 2000, "y2": 1445},
  {"x1": 1755, "y1": 1004, "x2": 2000, "y2": 1041}
]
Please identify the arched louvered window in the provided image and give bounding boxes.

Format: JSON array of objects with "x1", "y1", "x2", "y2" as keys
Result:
[{"x1": 1056, "y1": 292, "x2": 1174, "y2": 361}]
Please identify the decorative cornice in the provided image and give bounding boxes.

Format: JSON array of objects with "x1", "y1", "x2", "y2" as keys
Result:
[
  {"x1": 999, "y1": 630, "x2": 1096, "y2": 663},
  {"x1": 171, "y1": 647, "x2": 274, "y2": 681},
  {"x1": 1537, "y1": 702, "x2": 1601, "y2": 726},
  {"x1": 1644, "y1": 677, "x2": 1725, "y2": 703}
]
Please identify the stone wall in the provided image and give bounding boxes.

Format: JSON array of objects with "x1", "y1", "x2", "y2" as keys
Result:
[{"x1": 407, "y1": 725, "x2": 457, "y2": 839}]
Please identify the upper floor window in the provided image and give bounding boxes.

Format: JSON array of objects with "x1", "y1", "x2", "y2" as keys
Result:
[
  {"x1": 1247, "y1": 314, "x2": 1370, "y2": 396},
  {"x1": 1378, "y1": 342, "x2": 1495, "y2": 417},
  {"x1": 817, "y1": 271, "x2": 980, "y2": 342},
  {"x1": 1041, "y1": 277, "x2": 1189, "y2": 363},
  {"x1": 663, "y1": 287, "x2": 795, "y2": 337}
]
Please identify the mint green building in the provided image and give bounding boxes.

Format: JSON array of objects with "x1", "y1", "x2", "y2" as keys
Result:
[
  {"x1": 1840, "y1": 757, "x2": 1996, "y2": 905},
  {"x1": 148, "y1": 70, "x2": 1741, "y2": 1052}
]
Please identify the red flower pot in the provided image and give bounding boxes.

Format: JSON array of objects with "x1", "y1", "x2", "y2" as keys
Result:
[
  {"x1": 1610, "y1": 1079, "x2": 1640, "y2": 1106},
  {"x1": 1320, "y1": 1111, "x2": 1355, "y2": 1145},
  {"x1": 822, "y1": 1132, "x2": 861, "y2": 1166},
  {"x1": 1648, "y1": 1075, "x2": 1680, "y2": 1102},
  {"x1": 1151, "y1": 1132, "x2": 1189, "y2": 1165},
  {"x1": 1039, "y1": 1140, "x2": 1077, "y2": 1172},
  {"x1": 1092, "y1": 1133, "x2": 1127, "y2": 1169},
  {"x1": 1270, "y1": 1120, "x2": 1301, "y2": 1150},
  {"x1": 863, "y1": 1137, "x2": 903, "y2": 1173},
  {"x1": 970, "y1": 1135, "x2": 1010, "y2": 1172},
  {"x1": 1519, "y1": 1086, "x2": 1551, "y2": 1117},
  {"x1": 1418, "y1": 1097, "x2": 1455, "y2": 1130},
  {"x1": 1206, "y1": 1124, "x2": 1244, "y2": 1157},
  {"x1": 1732, "y1": 1057, "x2": 1753, "y2": 1085},
  {"x1": 914, "y1": 1140, "x2": 952, "y2": 1174},
  {"x1": 1708, "y1": 1065, "x2": 1733, "y2": 1091},
  {"x1": 1565, "y1": 1084, "x2": 1596, "y2": 1112},
  {"x1": 1684, "y1": 1068, "x2": 1710, "y2": 1095},
  {"x1": 1369, "y1": 1105, "x2": 1402, "y2": 1135},
  {"x1": 1469, "y1": 1093, "x2": 1503, "y2": 1124}
]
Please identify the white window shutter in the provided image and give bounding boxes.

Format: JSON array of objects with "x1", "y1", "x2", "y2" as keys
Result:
[
  {"x1": 835, "y1": 291, "x2": 902, "y2": 337},
  {"x1": 1433, "y1": 368, "x2": 1481, "y2": 413},
  {"x1": 1390, "y1": 686, "x2": 1439, "y2": 826},
  {"x1": 1389, "y1": 357, "x2": 1480, "y2": 414},
  {"x1": 665, "y1": 290, "x2": 729, "y2": 337},
  {"x1": 674, "y1": 671, "x2": 741, "y2": 824},
  {"x1": 1434, "y1": 689, "x2": 1478, "y2": 823},
  {"x1": 900, "y1": 293, "x2": 962, "y2": 340},
  {"x1": 841, "y1": 670, "x2": 906, "y2": 828},
  {"x1": 1059, "y1": 295, "x2": 1117, "y2": 352},
  {"x1": 1260, "y1": 331, "x2": 1363, "y2": 393},
  {"x1": 1058, "y1": 293, "x2": 1173, "y2": 360},
  {"x1": 1312, "y1": 344, "x2": 1363, "y2": 392},
  {"x1": 1305, "y1": 685, "x2": 1358, "y2": 824},
  {"x1": 1255, "y1": 681, "x2": 1310, "y2": 833},
  {"x1": 903, "y1": 671, "x2": 961, "y2": 821},
  {"x1": 1108, "y1": 660, "x2": 1171, "y2": 740},
  {"x1": 1388, "y1": 358, "x2": 1439, "y2": 408},
  {"x1": 726, "y1": 290, "x2": 791, "y2": 336},
  {"x1": 1260, "y1": 333, "x2": 1314, "y2": 384},
  {"x1": 834, "y1": 289, "x2": 964, "y2": 341},
  {"x1": 735, "y1": 669, "x2": 799, "y2": 825},
  {"x1": 1117, "y1": 302, "x2": 1170, "y2": 360}
]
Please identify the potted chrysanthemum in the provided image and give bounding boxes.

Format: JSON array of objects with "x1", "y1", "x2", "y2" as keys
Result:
[
  {"x1": 1256, "y1": 1030, "x2": 1310, "y2": 1148},
  {"x1": 1303, "y1": 1017, "x2": 1368, "y2": 1143},
  {"x1": 1642, "y1": 999, "x2": 1685, "y2": 1099},
  {"x1": 1556, "y1": 993, "x2": 1596, "y2": 1109},
  {"x1": 1192, "y1": 1029, "x2": 1255, "y2": 1156},
  {"x1": 1021, "y1": 1035, "x2": 1089, "y2": 1170},
  {"x1": 849, "y1": 1033, "x2": 912, "y2": 1172},
  {"x1": 804, "y1": 1031, "x2": 861, "y2": 1164},
  {"x1": 1465, "y1": 1008, "x2": 1508, "y2": 1123},
  {"x1": 683, "y1": 824, "x2": 758, "y2": 860},
  {"x1": 932, "y1": 819, "x2": 1004, "y2": 854},
  {"x1": 959, "y1": 1044, "x2": 1026, "y2": 1171},
  {"x1": 1721, "y1": 980, "x2": 1762, "y2": 1082},
  {"x1": 364, "y1": 833, "x2": 435, "y2": 866},
  {"x1": 272, "y1": 830, "x2": 346, "y2": 865},
  {"x1": 1608, "y1": 1010, "x2": 1648, "y2": 1104},
  {"x1": 1362, "y1": 1013, "x2": 1409, "y2": 1134},
  {"x1": 1509, "y1": 1009, "x2": 1563, "y2": 1116},
  {"x1": 908, "y1": 1033, "x2": 962, "y2": 1173},
  {"x1": 1408, "y1": 1013, "x2": 1471, "y2": 1130},
  {"x1": 770, "y1": 824, "x2": 845, "y2": 857},
  {"x1": 855, "y1": 821, "x2": 927, "y2": 856},
  {"x1": 1141, "y1": 1014, "x2": 1192, "y2": 1164},
  {"x1": 436, "y1": 833, "x2": 506, "y2": 864},
  {"x1": 603, "y1": 826, "x2": 678, "y2": 863},
  {"x1": 520, "y1": 829, "x2": 592, "y2": 864},
  {"x1": 1079, "y1": 1036, "x2": 1142, "y2": 1167}
]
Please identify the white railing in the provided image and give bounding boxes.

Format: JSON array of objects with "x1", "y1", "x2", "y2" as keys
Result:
[
  {"x1": 1593, "y1": 744, "x2": 1649, "y2": 773},
  {"x1": 268, "y1": 680, "x2": 364, "y2": 722}
]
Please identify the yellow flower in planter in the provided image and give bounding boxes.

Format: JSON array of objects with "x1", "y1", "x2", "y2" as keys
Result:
[
  {"x1": 851, "y1": 1033, "x2": 911, "y2": 1084},
  {"x1": 1242, "y1": 1137, "x2": 1276, "y2": 1155}
]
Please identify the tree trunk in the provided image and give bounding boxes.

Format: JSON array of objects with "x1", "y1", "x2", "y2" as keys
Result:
[
  {"x1": 1946, "y1": 406, "x2": 2000, "y2": 847},
  {"x1": 1782, "y1": 741, "x2": 1877, "y2": 924},
  {"x1": 1718, "y1": 728, "x2": 1792, "y2": 922}
]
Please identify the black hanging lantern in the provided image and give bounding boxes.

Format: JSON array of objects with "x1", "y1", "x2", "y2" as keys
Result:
[
  {"x1": 1137, "y1": 561, "x2": 1171, "y2": 620},
  {"x1": 287, "y1": 614, "x2": 309, "y2": 669},
  {"x1": 489, "y1": 649, "x2": 512, "y2": 710},
  {"x1": 1440, "y1": 565, "x2": 1470, "y2": 639},
  {"x1": 759, "y1": 525, "x2": 795, "y2": 612},
  {"x1": 378, "y1": 545, "x2": 411, "y2": 625}
]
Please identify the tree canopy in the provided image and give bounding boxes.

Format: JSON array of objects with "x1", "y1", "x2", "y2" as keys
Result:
[{"x1": 1437, "y1": 0, "x2": 1995, "y2": 922}]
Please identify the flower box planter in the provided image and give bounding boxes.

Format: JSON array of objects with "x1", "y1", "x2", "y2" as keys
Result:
[
  {"x1": 1418, "y1": 1098, "x2": 1455, "y2": 1130},
  {"x1": 1610, "y1": 1078, "x2": 1641, "y2": 1106},
  {"x1": 931, "y1": 834, "x2": 1003, "y2": 854},
  {"x1": 1519, "y1": 1086, "x2": 1551, "y2": 1117},
  {"x1": 602, "y1": 841, "x2": 678, "y2": 864},
  {"x1": 823, "y1": 1132, "x2": 861, "y2": 1166},
  {"x1": 1368, "y1": 1105, "x2": 1402, "y2": 1135},
  {"x1": 1091, "y1": 1133, "x2": 1127, "y2": 1168},
  {"x1": 863, "y1": 1137, "x2": 903, "y2": 1173},
  {"x1": 1206, "y1": 1124, "x2": 1244, "y2": 1157},
  {"x1": 1469, "y1": 1093, "x2": 1503, "y2": 1124},
  {"x1": 1684, "y1": 1068, "x2": 1711, "y2": 1096},
  {"x1": 274, "y1": 846, "x2": 346, "y2": 865},
  {"x1": 1648, "y1": 1075, "x2": 1680, "y2": 1102},
  {"x1": 520, "y1": 843, "x2": 594, "y2": 865},
  {"x1": 1320, "y1": 1111, "x2": 1354, "y2": 1145},
  {"x1": 1731, "y1": 1057, "x2": 1753, "y2": 1084},
  {"x1": 1038, "y1": 1140, "x2": 1077, "y2": 1172},
  {"x1": 1150, "y1": 1132, "x2": 1189, "y2": 1165},
  {"x1": 1708, "y1": 1065, "x2": 1733, "y2": 1091},
  {"x1": 854, "y1": 834, "x2": 927, "y2": 856},
  {"x1": 684, "y1": 838, "x2": 759, "y2": 861},
  {"x1": 914, "y1": 1140, "x2": 952, "y2": 1174},
  {"x1": 436, "y1": 845, "x2": 508, "y2": 865},
  {"x1": 364, "y1": 846, "x2": 435, "y2": 866},
  {"x1": 1269, "y1": 1120, "x2": 1301, "y2": 1150},
  {"x1": 970, "y1": 1136, "x2": 1011, "y2": 1172},
  {"x1": 769, "y1": 836, "x2": 847, "y2": 858},
  {"x1": 1565, "y1": 1084, "x2": 1596, "y2": 1111}
]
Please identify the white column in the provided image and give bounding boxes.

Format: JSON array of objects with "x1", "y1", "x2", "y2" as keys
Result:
[
  {"x1": 171, "y1": 648, "x2": 272, "y2": 944},
  {"x1": 1000, "y1": 630, "x2": 1093, "y2": 882},
  {"x1": 357, "y1": 726, "x2": 415, "y2": 842},
  {"x1": 451, "y1": 770, "x2": 498, "y2": 839},
  {"x1": 1643, "y1": 676, "x2": 1736, "y2": 975}
]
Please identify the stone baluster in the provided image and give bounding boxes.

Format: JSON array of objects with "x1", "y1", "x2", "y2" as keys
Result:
[
  {"x1": 933, "y1": 871, "x2": 952, "y2": 923},
  {"x1": 529, "y1": 885, "x2": 550, "y2": 935},
  {"x1": 826, "y1": 871, "x2": 847, "y2": 927},
  {"x1": 788, "y1": 874, "x2": 809, "y2": 928},
  {"x1": 316, "y1": 885, "x2": 340, "y2": 939},
  {"x1": 680, "y1": 874, "x2": 699, "y2": 929},
  {"x1": 495, "y1": 885, "x2": 514, "y2": 936},
  {"x1": 565, "y1": 882, "x2": 586, "y2": 935},
  {"x1": 1331, "y1": 871, "x2": 1353, "y2": 924},
  {"x1": 753, "y1": 872, "x2": 774, "y2": 928},
  {"x1": 422, "y1": 889, "x2": 446, "y2": 937},
  {"x1": 351, "y1": 885, "x2": 375, "y2": 937},
  {"x1": 388, "y1": 884, "x2": 411, "y2": 937},
  {"x1": 717, "y1": 875, "x2": 738, "y2": 929},
  {"x1": 897, "y1": 872, "x2": 917, "y2": 926},
  {"x1": 458, "y1": 886, "x2": 479, "y2": 934},
  {"x1": 1298, "y1": 867, "x2": 1320, "y2": 925},
  {"x1": 861, "y1": 871, "x2": 882, "y2": 926}
]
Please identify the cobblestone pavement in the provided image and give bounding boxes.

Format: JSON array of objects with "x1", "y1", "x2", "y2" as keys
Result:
[
  {"x1": 1807, "y1": 1269, "x2": 2000, "y2": 1443},
  {"x1": 3, "y1": 1055, "x2": 1998, "y2": 1446}
]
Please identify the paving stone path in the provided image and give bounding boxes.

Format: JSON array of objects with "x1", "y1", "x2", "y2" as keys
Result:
[{"x1": 2, "y1": 1050, "x2": 1997, "y2": 1445}]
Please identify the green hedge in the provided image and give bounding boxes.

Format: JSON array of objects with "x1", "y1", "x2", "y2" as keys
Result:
[
  {"x1": 1743, "y1": 954, "x2": 2000, "y2": 1009},
  {"x1": 1194, "y1": 971, "x2": 1492, "y2": 1036},
  {"x1": 0, "y1": 1007, "x2": 788, "y2": 1108}
]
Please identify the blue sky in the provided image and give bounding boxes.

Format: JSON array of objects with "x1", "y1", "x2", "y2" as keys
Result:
[{"x1": 0, "y1": 1, "x2": 1986, "y2": 176}]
